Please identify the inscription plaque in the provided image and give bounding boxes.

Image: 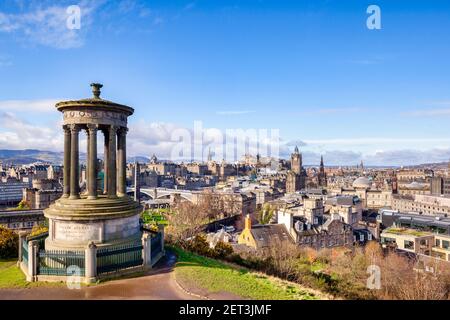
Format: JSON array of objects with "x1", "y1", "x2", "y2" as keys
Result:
[{"x1": 55, "y1": 222, "x2": 101, "y2": 242}]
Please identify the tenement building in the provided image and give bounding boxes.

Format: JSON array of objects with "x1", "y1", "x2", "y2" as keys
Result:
[{"x1": 391, "y1": 194, "x2": 450, "y2": 216}]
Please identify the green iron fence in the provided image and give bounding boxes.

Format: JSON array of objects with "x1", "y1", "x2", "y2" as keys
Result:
[
  {"x1": 22, "y1": 238, "x2": 28, "y2": 265},
  {"x1": 38, "y1": 250, "x2": 85, "y2": 276},
  {"x1": 27, "y1": 232, "x2": 48, "y2": 250},
  {"x1": 97, "y1": 241, "x2": 143, "y2": 275},
  {"x1": 151, "y1": 232, "x2": 162, "y2": 260}
]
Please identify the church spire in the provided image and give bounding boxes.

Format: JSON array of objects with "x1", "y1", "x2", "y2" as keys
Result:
[{"x1": 294, "y1": 145, "x2": 299, "y2": 154}]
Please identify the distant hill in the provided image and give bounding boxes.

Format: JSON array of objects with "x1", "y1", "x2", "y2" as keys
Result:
[
  {"x1": 0, "y1": 149, "x2": 149, "y2": 165},
  {"x1": 0, "y1": 149, "x2": 65, "y2": 165}
]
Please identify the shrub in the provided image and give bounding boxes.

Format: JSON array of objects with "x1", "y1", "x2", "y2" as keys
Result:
[
  {"x1": 189, "y1": 234, "x2": 212, "y2": 257},
  {"x1": 29, "y1": 225, "x2": 48, "y2": 237},
  {"x1": 0, "y1": 226, "x2": 19, "y2": 258},
  {"x1": 212, "y1": 241, "x2": 233, "y2": 259}
]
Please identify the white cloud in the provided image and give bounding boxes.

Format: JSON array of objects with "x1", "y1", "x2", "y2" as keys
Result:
[
  {"x1": 0, "y1": 112, "x2": 448, "y2": 166},
  {"x1": 0, "y1": 112, "x2": 62, "y2": 150},
  {"x1": 0, "y1": 0, "x2": 105, "y2": 49},
  {"x1": 304, "y1": 137, "x2": 450, "y2": 146},
  {"x1": 0, "y1": 99, "x2": 61, "y2": 112}
]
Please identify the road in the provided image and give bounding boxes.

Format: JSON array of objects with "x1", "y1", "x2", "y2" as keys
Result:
[{"x1": 0, "y1": 251, "x2": 198, "y2": 300}]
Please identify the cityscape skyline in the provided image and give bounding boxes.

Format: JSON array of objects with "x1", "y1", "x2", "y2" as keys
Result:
[{"x1": 1, "y1": 0, "x2": 450, "y2": 165}]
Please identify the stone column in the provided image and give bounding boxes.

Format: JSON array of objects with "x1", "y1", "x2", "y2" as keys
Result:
[
  {"x1": 85, "y1": 128, "x2": 90, "y2": 195},
  {"x1": 142, "y1": 233, "x2": 151, "y2": 268},
  {"x1": 27, "y1": 240, "x2": 38, "y2": 282},
  {"x1": 103, "y1": 129, "x2": 109, "y2": 194},
  {"x1": 69, "y1": 124, "x2": 80, "y2": 199},
  {"x1": 107, "y1": 126, "x2": 118, "y2": 198},
  {"x1": 63, "y1": 125, "x2": 71, "y2": 198},
  {"x1": 117, "y1": 127, "x2": 128, "y2": 197},
  {"x1": 87, "y1": 124, "x2": 98, "y2": 200},
  {"x1": 18, "y1": 232, "x2": 26, "y2": 263},
  {"x1": 85, "y1": 242, "x2": 97, "y2": 283}
]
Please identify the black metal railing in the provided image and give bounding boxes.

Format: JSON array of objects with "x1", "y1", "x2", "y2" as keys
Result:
[{"x1": 151, "y1": 233, "x2": 162, "y2": 260}]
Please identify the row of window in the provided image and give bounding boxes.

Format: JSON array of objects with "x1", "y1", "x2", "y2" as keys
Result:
[{"x1": 2, "y1": 221, "x2": 35, "y2": 229}]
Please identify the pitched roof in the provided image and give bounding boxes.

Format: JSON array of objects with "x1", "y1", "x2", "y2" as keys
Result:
[{"x1": 250, "y1": 224, "x2": 293, "y2": 247}]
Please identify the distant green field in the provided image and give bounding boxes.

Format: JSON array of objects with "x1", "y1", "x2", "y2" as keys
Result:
[{"x1": 172, "y1": 247, "x2": 326, "y2": 300}]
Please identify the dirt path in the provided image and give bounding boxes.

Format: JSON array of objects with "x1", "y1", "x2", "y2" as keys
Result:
[{"x1": 0, "y1": 252, "x2": 199, "y2": 300}]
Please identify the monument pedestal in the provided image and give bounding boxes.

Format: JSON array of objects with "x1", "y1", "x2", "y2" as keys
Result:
[{"x1": 44, "y1": 195, "x2": 142, "y2": 251}]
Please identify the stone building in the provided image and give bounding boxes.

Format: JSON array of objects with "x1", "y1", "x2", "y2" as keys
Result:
[
  {"x1": 185, "y1": 162, "x2": 207, "y2": 175},
  {"x1": 219, "y1": 160, "x2": 235, "y2": 180},
  {"x1": 286, "y1": 170, "x2": 300, "y2": 193},
  {"x1": 397, "y1": 181, "x2": 430, "y2": 196},
  {"x1": 430, "y1": 175, "x2": 450, "y2": 196},
  {"x1": 0, "y1": 209, "x2": 45, "y2": 231},
  {"x1": 22, "y1": 179, "x2": 62, "y2": 209},
  {"x1": 237, "y1": 214, "x2": 293, "y2": 250},
  {"x1": 286, "y1": 146, "x2": 306, "y2": 193},
  {"x1": 391, "y1": 194, "x2": 450, "y2": 216},
  {"x1": 325, "y1": 195, "x2": 363, "y2": 227},
  {"x1": 277, "y1": 210, "x2": 353, "y2": 250},
  {"x1": 47, "y1": 165, "x2": 63, "y2": 181}
]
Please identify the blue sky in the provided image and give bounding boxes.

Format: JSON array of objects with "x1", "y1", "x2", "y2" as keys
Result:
[{"x1": 1, "y1": 0, "x2": 450, "y2": 165}]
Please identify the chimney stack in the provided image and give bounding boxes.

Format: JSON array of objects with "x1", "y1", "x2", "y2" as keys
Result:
[{"x1": 244, "y1": 214, "x2": 252, "y2": 230}]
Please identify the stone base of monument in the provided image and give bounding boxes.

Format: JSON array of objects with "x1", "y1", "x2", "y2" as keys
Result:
[{"x1": 44, "y1": 195, "x2": 142, "y2": 251}]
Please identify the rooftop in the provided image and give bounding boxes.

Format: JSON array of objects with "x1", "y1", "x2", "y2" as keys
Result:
[{"x1": 382, "y1": 227, "x2": 430, "y2": 237}]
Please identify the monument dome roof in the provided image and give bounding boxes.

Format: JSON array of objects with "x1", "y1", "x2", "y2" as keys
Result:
[
  {"x1": 352, "y1": 177, "x2": 372, "y2": 189},
  {"x1": 55, "y1": 83, "x2": 134, "y2": 115}
]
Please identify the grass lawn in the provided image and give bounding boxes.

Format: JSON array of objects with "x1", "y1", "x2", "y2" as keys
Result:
[
  {"x1": 0, "y1": 259, "x2": 66, "y2": 289},
  {"x1": 172, "y1": 247, "x2": 327, "y2": 300}
]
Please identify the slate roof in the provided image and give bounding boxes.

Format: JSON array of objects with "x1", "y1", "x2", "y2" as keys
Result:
[{"x1": 250, "y1": 224, "x2": 293, "y2": 247}]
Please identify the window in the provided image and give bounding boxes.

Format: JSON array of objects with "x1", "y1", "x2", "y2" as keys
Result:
[
  {"x1": 443, "y1": 240, "x2": 450, "y2": 249},
  {"x1": 436, "y1": 239, "x2": 441, "y2": 247},
  {"x1": 360, "y1": 234, "x2": 364, "y2": 242},
  {"x1": 404, "y1": 240, "x2": 414, "y2": 250},
  {"x1": 368, "y1": 233, "x2": 372, "y2": 241}
]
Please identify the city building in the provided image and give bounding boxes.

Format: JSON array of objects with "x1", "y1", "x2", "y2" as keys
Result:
[
  {"x1": 391, "y1": 194, "x2": 450, "y2": 216},
  {"x1": 237, "y1": 214, "x2": 293, "y2": 250},
  {"x1": 0, "y1": 177, "x2": 30, "y2": 206},
  {"x1": 22, "y1": 179, "x2": 62, "y2": 209},
  {"x1": 0, "y1": 209, "x2": 45, "y2": 231}
]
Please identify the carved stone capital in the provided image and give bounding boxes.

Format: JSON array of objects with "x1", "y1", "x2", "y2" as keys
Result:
[
  {"x1": 63, "y1": 124, "x2": 71, "y2": 134},
  {"x1": 87, "y1": 123, "x2": 99, "y2": 133},
  {"x1": 118, "y1": 127, "x2": 129, "y2": 136},
  {"x1": 108, "y1": 125, "x2": 118, "y2": 135},
  {"x1": 69, "y1": 124, "x2": 81, "y2": 134}
]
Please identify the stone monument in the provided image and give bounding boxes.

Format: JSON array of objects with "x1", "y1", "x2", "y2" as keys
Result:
[{"x1": 44, "y1": 83, "x2": 142, "y2": 251}]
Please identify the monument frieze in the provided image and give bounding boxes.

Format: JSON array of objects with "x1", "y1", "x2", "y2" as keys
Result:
[{"x1": 63, "y1": 109, "x2": 127, "y2": 126}]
